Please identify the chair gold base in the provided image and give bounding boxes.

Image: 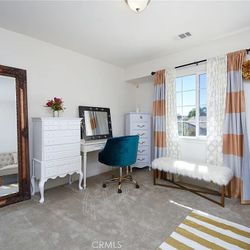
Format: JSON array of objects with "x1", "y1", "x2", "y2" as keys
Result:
[{"x1": 103, "y1": 167, "x2": 139, "y2": 193}]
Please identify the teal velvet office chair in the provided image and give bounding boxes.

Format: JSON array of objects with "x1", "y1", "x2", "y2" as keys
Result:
[{"x1": 98, "y1": 135, "x2": 140, "y2": 193}]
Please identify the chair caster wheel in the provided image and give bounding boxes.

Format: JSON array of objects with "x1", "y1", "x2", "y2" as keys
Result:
[
  {"x1": 103, "y1": 184, "x2": 106, "y2": 188},
  {"x1": 118, "y1": 189, "x2": 122, "y2": 193},
  {"x1": 136, "y1": 184, "x2": 140, "y2": 189}
]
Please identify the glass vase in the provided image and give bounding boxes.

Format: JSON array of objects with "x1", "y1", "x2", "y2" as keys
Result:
[{"x1": 53, "y1": 110, "x2": 60, "y2": 117}]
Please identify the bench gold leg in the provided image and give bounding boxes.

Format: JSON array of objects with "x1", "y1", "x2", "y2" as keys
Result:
[{"x1": 153, "y1": 170, "x2": 228, "y2": 207}]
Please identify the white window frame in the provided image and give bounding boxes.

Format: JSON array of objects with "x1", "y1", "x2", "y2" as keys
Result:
[{"x1": 176, "y1": 63, "x2": 207, "y2": 140}]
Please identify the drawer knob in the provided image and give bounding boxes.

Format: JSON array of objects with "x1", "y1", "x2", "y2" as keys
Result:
[
  {"x1": 138, "y1": 158, "x2": 145, "y2": 161},
  {"x1": 137, "y1": 125, "x2": 145, "y2": 128},
  {"x1": 138, "y1": 150, "x2": 145, "y2": 153},
  {"x1": 137, "y1": 132, "x2": 145, "y2": 136}
]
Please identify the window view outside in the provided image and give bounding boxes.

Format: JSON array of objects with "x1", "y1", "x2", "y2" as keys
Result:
[{"x1": 176, "y1": 73, "x2": 207, "y2": 137}]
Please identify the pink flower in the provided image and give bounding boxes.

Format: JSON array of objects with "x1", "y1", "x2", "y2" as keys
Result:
[
  {"x1": 54, "y1": 97, "x2": 62, "y2": 104},
  {"x1": 46, "y1": 100, "x2": 53, "y2": 107}
]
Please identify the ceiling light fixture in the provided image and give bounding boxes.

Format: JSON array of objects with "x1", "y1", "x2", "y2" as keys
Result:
[{"x1": 125, "y1": 0, "x2": 151, "y2": 13}]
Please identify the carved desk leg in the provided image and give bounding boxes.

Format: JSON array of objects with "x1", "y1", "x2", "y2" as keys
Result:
[
  {"x1": 39, "y1": 179, "x2": 45, "y2": 204},
  {"x1": 83, "y1": 152, "x2": 87, "y2": 189}
]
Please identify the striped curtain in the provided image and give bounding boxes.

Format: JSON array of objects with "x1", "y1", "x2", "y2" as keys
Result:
[
  {"x1": 153, "y1": 70, "x2": 166, "y2": 158},
  {"x1": 223, "y1": 50, "x2": 250, "y2": 204}
]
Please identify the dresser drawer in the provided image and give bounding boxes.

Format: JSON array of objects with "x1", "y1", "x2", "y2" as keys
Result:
[
  {"x1": 131, "y1": 114, "x2": 150, "y2": 123},
  {"x1": 44, "y1": 130, "x2": 80, "y2": 138},
  {"x1": 132, "y1": 129, "x2": 150, "y2": 138},
  {"x1": 44, "y1": 137, "x2": 80, "y2": 146},
  {"x1": 44, "y1": 144, "x2": 80, "y2": 160},
  {"x1": 138, "y1": 137, "x2": 149, "y2": 146},
  {"x1": 132, "y1": 122, "x2": 149, "y2": 130},
  {"x1": 137, "y1": 145, "x2": 150, "y2": 155},
  {"x1": 45, "y1": 156, "x2": 81, "y2": 178},
  {"x1": 43, "y1": 120, "x2": 80, "y2": 131},
  {"x1": 43, "y1": 130, "x2": 80, "y2": 147},
  {"x1": 136, "y1": 155, "x2": 150, "y2": 163},
  {"x1": 45, "y1": 156, "x2": 80, "y2": 168}
]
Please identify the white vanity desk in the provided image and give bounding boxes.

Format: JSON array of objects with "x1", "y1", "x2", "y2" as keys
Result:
[{"x1": 80, "y1": 139, "x2": 106, "y2": 189}]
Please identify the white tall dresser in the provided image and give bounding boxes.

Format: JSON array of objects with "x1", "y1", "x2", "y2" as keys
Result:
[
  {"x1": 125, "y1": 112, "x2": 151, "y2": 170},
  {"x1": 31, "y1": 117, "x2": 83, "y2": 203}
]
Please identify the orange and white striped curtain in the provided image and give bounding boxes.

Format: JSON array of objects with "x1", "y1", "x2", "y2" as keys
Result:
[
  {"x1": 153, "y1": 70, "x2": 166, "y2": 158},
  {"x1": 223, "y1": 50, "x2": 250, "y2": 204}
]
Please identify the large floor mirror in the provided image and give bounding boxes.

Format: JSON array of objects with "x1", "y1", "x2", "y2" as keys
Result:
[{"x1": 0, "y1": 64, "x2": 30, "y2": 207}]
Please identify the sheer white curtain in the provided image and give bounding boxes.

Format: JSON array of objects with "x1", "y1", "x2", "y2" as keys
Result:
[
  {"x1": 206, "y1": 56, "x2": 227, "y2": 165},
  {"x1": 166, "y1": 69, "x2": 180, "y2": 158}
]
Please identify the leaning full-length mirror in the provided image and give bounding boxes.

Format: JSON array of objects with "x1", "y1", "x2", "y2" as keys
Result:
[
  {"x1": 0, "y1": 64, "x2": 30, "y2": 207},
  {"x1": 0, "y1": 76, "x2": 19, "y2": 197}
]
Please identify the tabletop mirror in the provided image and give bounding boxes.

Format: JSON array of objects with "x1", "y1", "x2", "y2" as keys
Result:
[
  {"x1": 79, "y1": 106, "x2": 113, "y2": 141},
  {"x1": 0, "y1": 64, "x2": 30, "y2": 207}
]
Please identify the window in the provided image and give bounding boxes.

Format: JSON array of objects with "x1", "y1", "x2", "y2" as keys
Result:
[{"x1": 176, "y1": 72, "x2": 207, "y2": 137}]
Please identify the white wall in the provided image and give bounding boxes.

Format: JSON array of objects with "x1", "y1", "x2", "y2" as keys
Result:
[
  {"x1": 133, "y1": 76, "x2": 154, "y2": 114},
  {"x1": 126, "y1": 30, "x2": 250, "y2": 163},
  {"x1": 0, "y1": 27, "x2": 136, "y2": 190}
]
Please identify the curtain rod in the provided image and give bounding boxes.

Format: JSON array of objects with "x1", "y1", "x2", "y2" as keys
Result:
[
  {"x1": 151, "y1": 48, "x2": 250, "y2": 76},
  {"x1": 151, "y1": 59, "x2": 206, "y2": 75}
]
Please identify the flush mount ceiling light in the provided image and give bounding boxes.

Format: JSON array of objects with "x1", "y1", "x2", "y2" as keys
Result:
[{"x1": 125, "y1": 0, "x2": 151, "y2": 13}]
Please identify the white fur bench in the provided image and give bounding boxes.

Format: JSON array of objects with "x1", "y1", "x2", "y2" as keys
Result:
[{"x1": 152, "y1": 157, "x2": 233, "y2": 207}]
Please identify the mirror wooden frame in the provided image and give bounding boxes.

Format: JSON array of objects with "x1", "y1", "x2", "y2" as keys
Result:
[{"x1": 0, "y1": 64, "x2": 30, "y2": 207}]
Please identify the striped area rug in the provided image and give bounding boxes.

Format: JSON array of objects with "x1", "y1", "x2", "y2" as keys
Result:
[{"x1": 158, "y1": 210, "x2": 250, "y2": 250}]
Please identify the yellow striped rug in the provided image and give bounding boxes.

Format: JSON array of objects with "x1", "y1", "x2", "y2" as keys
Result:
[{"x1": 158, "y1": 210, "x2": 250, "y2": 250}]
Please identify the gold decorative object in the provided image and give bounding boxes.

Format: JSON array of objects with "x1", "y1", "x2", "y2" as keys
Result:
[{"x1": 242, "y1": 60, "x2": 250, "y2": 80}]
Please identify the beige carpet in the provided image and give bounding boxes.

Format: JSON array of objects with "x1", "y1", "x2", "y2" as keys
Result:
[
  {"x1": 1, "y1": 169, "x2": 250, "y2": 250},
  {"x1": 159, "y1": 210, "x2": 250, "y2": 249}
]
